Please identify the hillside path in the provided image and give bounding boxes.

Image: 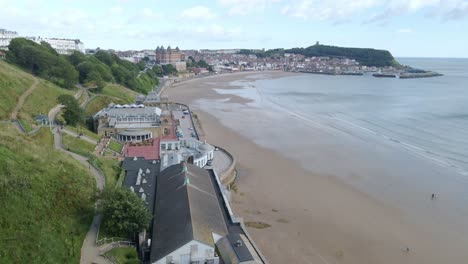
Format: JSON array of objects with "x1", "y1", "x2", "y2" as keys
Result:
[
  {"x1": 48, "y1": 104, "x2": 110, "y2": 264},
  {"x1": 62, "y1": 128, "x2": 98, "y2": 145},
  {"x1": 11, "y1": 77, "x2": 39, "y2": 120}
]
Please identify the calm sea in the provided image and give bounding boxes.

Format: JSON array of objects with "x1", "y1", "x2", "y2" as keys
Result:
[
  {"x1": 257, "y1": 58, "x2": 468, "y2": 174},
  {"x1": 198, "y1": 58, "x2": 468, "y2": 249}
]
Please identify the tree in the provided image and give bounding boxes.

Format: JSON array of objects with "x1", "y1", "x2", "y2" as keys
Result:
[
  {"x1": 99, "y1": 188, "x2": 151, "y2": 237},
  {"x1": 7, "y1": 38, "x2": 79, "y2": 88},
  {"x1": 161, "y1": 64, "x2": 177, "y2": 75},
  {"x1": 57, "y1": 95, "x2": 82, "y2": 126}
]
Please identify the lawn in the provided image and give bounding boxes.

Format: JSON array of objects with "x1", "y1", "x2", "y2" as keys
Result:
[
  {"x1": 31, "y1": 127, "x2": 54, "y2": 147},
  {"x1": 62, "y1": 133, "x2": 96, "y2": 157},
  {"x1": 62, "y1": 132, "x2": 120, "y2": 187},
  {"x1": 97, "y1": 84, "x2": 139, "y2": 103},
  {"x1": 84, "y1": 95, "x2": 126, "y2": 116},
  {"x1": 104, "y1": 247, "x2": 139, "y2": 264},
  {"x1": 0, "y1": 124, "x2": 95, "y2": 263},
  {"x1": 108, "y1": 140, "x2": 123, "y2": 153},
  {"x1": 0, "y1": 61, "x2": 36, "y2": 119},
  {"x1": 18, "y1": 119, "x2": 33, "y2": 133},
  {"x1": 89, "y1": 155, "x2": 121, "y2": 187},
  {"x1": 18, "y1": 79, "x2": 74, "y2": 129},
  {"x1": 66, "y1": 125, "x2": 101, "y2": 141}
]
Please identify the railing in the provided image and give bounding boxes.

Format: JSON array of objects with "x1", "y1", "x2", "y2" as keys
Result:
[
  {"x1": 96, "y1": 236, "x2": 133, "y2": 246},
  {"x1": 98, "y1": 240, "x2": 135, "y2": 255}
]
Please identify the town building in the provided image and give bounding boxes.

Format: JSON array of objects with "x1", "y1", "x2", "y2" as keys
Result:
[
  {"x1": 155, "y1": 46, "x2": 185, "y2": 65},
  {"x1": 174, "y1": 61, "x2": 187, "y2": 72},
  {"x1": 150, "y1": 162, "x2": 228, "y2": 264},
  {"x1": 0, "y1": 29, "x2": 18, "y2": 50},
  {"x1": 216, "y1": 233, "x2": 263, "y2": 264},
  {"x1": 93, "y1": 103, "x2": 162, "y2": 141},
  {"x1": 29, "y1": 37, "x2": 85, "y2": 55},
  {"x1": 122, "y1": 157, "x2": 160, "y2": 211},
  {"x1": 34, "y1": 114, "x2": 49, "y2": 126}
]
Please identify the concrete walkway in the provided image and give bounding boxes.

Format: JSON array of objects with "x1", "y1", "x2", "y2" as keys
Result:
[
  {"x1": 49, "y1": 104, "x2": 110, "y2": 264},
  {"x1": 62, "y1": 128, "x2": 98, "y2": 145},
  {"x1": 11, "y1": 77, "x2": 39, "y2": 120}
]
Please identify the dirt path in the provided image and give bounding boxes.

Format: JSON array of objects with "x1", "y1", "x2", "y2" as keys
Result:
[
  {"x1": 11, "y1": 77, "x2": 39, "y2": 120},
  {"x1": 48, "y1": 104, "x2": 110, "y2": 264}
]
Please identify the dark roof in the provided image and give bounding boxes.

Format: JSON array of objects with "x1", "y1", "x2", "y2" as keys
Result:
[
  {"x1": 150, "y1": 163, "x2": 228, "y2": 262},
  {"x1": 34, "y1": 114, "x2": 48, "y2": 120},
  {"x1": 122, "y1": 157, "x2": 160, "y2": 212},
  {"x1": 216, "y1": 233, "x2": 256, "y2": 263}
]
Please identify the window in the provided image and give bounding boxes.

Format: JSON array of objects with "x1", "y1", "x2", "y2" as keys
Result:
[{"x1": 191, "y1": 244, "x2": 198, "y2": 254}]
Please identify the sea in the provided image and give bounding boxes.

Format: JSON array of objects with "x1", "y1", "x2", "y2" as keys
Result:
[{"x1": 195, "y1": 58, "x2": 468, "y2": 252}]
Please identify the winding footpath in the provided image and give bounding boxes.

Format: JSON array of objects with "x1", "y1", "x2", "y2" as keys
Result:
[
  {"x1": 11, "y1": 77, "x2": 39, "y2": 120},
  {"x1": 48, "y1": 95, "x2": 110, "y2": 264}
]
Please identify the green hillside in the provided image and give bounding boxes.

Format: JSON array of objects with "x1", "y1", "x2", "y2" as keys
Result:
[
  {"x1": 285, "y1": 44, "x2": 398, "y2": 67},
  {"x1": 84, "y1": 96, "x2": 126, "y2": 116},
  {"x1": 95, "y1": 83, "x2": 139, "y2": 103},
  {"x1": 18, "y1": 80, "x2": 74, "y2": 129},
  {"x1": 0, "y1": 124, "x2": 95, "y2": 263},
  {"x1": 0, "y1": 61, "x2": 36, "y2": 119}
]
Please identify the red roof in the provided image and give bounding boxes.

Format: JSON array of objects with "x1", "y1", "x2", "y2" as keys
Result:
[{"x1": 123, "y1": 139, "x2": 160, "y2": 160}]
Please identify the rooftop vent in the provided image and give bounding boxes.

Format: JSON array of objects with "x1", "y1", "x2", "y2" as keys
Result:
[
  {"x1": 236, "y1": 240, "x2": 243, "y2": 247},
  {"x1": 141, "y1": 193, "x2": 146, "y2": 201},
  {"x1": 146, "y1": 168, "x2": 150, "y2": 173},
  {"x1": 142, "y1": 179, "x2": 147, "y2": 184},
  {"x1": 133, "y1": 156, "x2": 138, "y2": 161},
  {"x1": 136, "y1": 173, "x2": 142, "y2": 185},
  {"x1": 130, "y1": 186, "x2": 134, "y2": 192},
  {"x1": 139, "y1": 187, "x2": 144, "y2": 193}
]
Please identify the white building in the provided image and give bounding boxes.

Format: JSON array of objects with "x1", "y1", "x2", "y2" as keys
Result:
[
  {"x1": 0, "y1": 29, "x2": 18, "y2": 50},
  {"x1": 160, "y1": 138, "x2": 215, "y2": 170},
  {"x1": 150, "y1": 163, "x2": 227, "y2": 264},
  {"x1": 30, "y1": 37, "x2": 84, "y2": 55}
]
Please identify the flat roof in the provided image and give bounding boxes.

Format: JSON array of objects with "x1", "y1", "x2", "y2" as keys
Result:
[{"x1": 123, "y1": 139, "x2": 160, "y2": 160}]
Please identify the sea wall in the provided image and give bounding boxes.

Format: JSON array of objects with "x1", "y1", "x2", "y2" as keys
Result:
[{"x1": 215, "y1": 145, "x2": 237, "y2": 186}]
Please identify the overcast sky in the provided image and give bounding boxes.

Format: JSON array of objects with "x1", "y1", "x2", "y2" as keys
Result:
[{"x1": 1, "y1": 0, "x2": 468, "y2": 57}]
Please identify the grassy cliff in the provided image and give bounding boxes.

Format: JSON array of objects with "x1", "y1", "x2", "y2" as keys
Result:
[
  {"x1": 0, "y1": 124, "x2": 95, "y2": 263},
  {"x1": 0, "y1": 61, "x2": 36, "y2": 119}
]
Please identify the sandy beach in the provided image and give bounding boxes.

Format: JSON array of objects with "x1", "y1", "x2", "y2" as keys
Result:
[{"x1": 164, "y1": 72, "x2": 467, "y2": 264}]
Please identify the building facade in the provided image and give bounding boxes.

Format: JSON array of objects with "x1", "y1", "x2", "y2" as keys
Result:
[
  {"x1": 30, "y1": 37, "x2": 84, "y2": 55},
  {"x1": 93, "y1": 103, "x2": 162, "y2": 142},
  {"x1": 155, "y1": 46, "x2": 184, "y2": 65},
  {"x1": 0, "y1": 29, "x2": 18, "y2": 50}
]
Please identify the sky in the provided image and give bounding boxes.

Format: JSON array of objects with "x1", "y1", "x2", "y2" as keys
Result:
[{"x1": 1, "y1": 0, "x2": 468, "y2": 57}]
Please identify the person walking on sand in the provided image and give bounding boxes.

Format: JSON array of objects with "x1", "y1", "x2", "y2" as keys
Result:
[{"x1": 431, "y1": 193, "x2": 435, "y2": 200}]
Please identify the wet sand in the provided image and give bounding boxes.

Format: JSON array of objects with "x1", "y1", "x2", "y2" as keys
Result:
[{"x1": 164, "y1": 72, "x2": 467, "y2": 264}]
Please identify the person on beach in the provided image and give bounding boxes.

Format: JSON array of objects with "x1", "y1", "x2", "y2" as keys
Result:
[{"x1": 431, "y1": 193, "x2": 435, "y2": 200}]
